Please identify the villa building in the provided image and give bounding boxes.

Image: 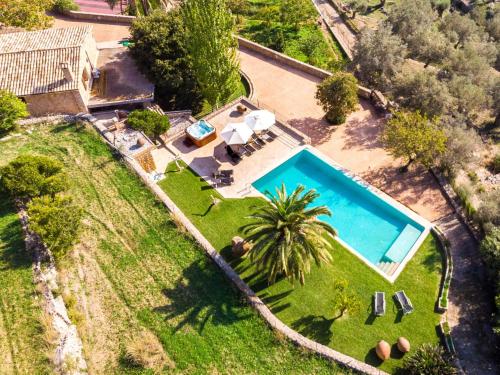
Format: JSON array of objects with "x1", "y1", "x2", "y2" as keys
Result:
[{"x1": 0, "y1": 26, "x2": 98, "y2": 116}]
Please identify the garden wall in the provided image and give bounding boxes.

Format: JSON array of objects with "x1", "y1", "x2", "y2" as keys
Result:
[{"x1": 67, "y1": 10, "x2": 135, "y2": 24}]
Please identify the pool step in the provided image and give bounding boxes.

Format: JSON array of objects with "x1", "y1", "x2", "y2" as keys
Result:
[{"x1": 377, "y1": 261, "x2": 400, "y2": 276}]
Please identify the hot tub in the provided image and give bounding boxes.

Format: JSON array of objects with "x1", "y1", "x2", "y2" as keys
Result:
[{"x1": 185, "y1": 119, "x2": 217, "y2": 147}]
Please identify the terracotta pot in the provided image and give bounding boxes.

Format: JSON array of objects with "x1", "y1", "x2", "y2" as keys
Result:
[
  {"x1": 236, "y1": 105, "x2": 247, "y2": 114},
  {"x1": 376, "y1": 340, "x2": 390, "y2": 360},
  {"x1": 397, "y1": 337, "x2": 410, "y2": 353},
  {"x1": 232, "y1": 236, "x2": 251, "y2": 257},
  {"x1": 137, "y1": 138, "x2": 145, "y2": 146}
]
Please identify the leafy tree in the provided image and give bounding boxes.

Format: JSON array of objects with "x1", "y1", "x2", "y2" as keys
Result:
[
  {"x1": 52, "y1": 0, "x2": 79, "y2": 13},
  {"x1": 315, "y1": 72, "x2": 359, "y2": 124},
  {"x1": 346, "y1": 0, "x2": 369, "y2": 19},
  {"x1": 0, "y1": 0, "x2": 54, "y2": 30},
  {"x1": 447, "y1": 76, "x2": 490, "y2": 120},
  {"x1": 129, "y1": 10, "x2": 203, "y2": 112},
  {"x1": 381, "y1": 111, "x2": 447, "y2": 171},
  {"x1": 0, "y1": 155, "x2": 67, "y2": 199},
  {"x1": 401, "y1": 343, "x2": 457, "y2": 374},
  {"x1": 0, "y1": 90, "x2": 28, "y2": 136},
  {"x1": 332, "y1": 279, "x2": 361, "y2": 318},
  {"x1": 241, "y1": 184, "x2": 337, "y2": 285},
  {"x1": 440, "y1": 12, "x2": 483, "y2": 49},
  {"x1": 182, "y1": 0, "x2": 240, "y2": 108},
  {"x1": 127, "y1": 110, "x2": 170, "y2": 139},
  {"x1": 28, "y1": 195, "x2": 83, "y2": 260},
  {"x1": 279, "y1": 0, "x2": 316, "y2": 29},
  {"x1": 387, "y1": 0, "x2": 435, "y2": 50},
  {"x1": 431, "y1": 0, "x2": 450, "y2": 18},
  {"x1": 444, "y1": 43, "x2": 494, "y2": 88},
  {"x1": 393, "y1": 71, "x2": 453, "y2": 117},
  {"x1": 440, "y1": 123, "x2": 481, "y2": 176},
  {"x1": 352, "y1": 22, "x2": 407, "y2": 89},
  {"x1": 412, "y1": 29, "x2": 450, "y2": 68}
]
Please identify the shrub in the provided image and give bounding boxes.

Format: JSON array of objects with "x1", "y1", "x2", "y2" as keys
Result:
[
  {"x1": 315, "y1": 72, "x2": 359, "y2": 125},
  {"x1": 440, "y1": 123, "x2": 481, "y2": 177},
  {"x1": 454, "y1": 185, "x2": 476, "y2": 218},
  {"x1": 479, "y1": 227, "x2": 500, "y2": 336},
  {"x1": 127, "y1": 110, "x2": 170, "y2": 139},
  {"x1": 124, "y1": 331, "x2": 174, "y2": 373},
  {"x1": 489, "y1": 154, "x2": 500, "y2": 174},
  {"x1": 52, "y1": 0, "x2": 79, "y2": 13},
  {"x1": 27, "y1": 195, "x2": 83, "y2": 260},
  {"x1": 332, "y1": 279, "x2": 361, "y2": 318},
  {"x1": 0, "y1": 155, "x2": 67, "y2": 199},
  {"x1": 475, "y1": 190, "x2": 500, "y2": 227},
  {"x1": 401, "y1": 343, "x2": 457, "y2": 374},
  {"x1": 0, "y1": 90, "x2": 28, "y2": 136}
]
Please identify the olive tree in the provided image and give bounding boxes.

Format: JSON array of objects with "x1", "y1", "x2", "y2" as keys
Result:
[
  {"x1": 381, "y1": 111, "x2": 447, "y2": 172},
  {"x1": 440, "y1": 123, "x2": 481, "y2": 176},
  {"x1": 352, "y1": 22, "x2": 407, "y2": 89},
  {"x1": 393, "y1": 71, "x2": 453, "y2": 118},
  {"x1": 0, "y1": 90, "x2": 28, "y2": 136},
  {"x1": 182, "y1": 0, "x2": 240, "y2": 108},
  {"x1": 315, "y1": 72, "x2": 359, "y2": 125},
  {"x1": 0, "y1": 0, "x2": 54, "y2": 30}
]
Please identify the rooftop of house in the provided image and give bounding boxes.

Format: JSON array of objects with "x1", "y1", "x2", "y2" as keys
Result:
[{"x1": 0, "y1": 26, "x2": 94, "y2": 96}]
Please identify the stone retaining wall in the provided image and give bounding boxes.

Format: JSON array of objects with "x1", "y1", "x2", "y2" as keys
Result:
[
  {"x1": 430, "y1": 168, "x2": 481, "y2": 242},
  {"x1": 432, "y1": 226, "x2": 453, "y2": 313},
  {"x1": 67, "y1": 10, "x2": 135, "y2": 24}
]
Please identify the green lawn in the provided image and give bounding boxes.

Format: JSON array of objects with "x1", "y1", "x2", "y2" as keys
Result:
[
  {"x1": 0, "y1": 123, "x2": 341, "y2": 374},
  {"x1": 0, "y1": 195, "x2": 52, "y2": 374},
  {"x1": 233, "y1": 0, "x2": 346, "y2": 69},
  {"x1": 159, "y1": 162, "x2": 444, "y2": 373}
]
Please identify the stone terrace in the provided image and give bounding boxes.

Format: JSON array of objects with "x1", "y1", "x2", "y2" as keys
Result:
[{"x1": 166, "y1": 98, "x2": 307, "y2": 198}]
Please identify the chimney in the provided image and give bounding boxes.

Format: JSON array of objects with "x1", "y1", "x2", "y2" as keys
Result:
[{"x1": 60, "y1": 62, "x2": 74, "y2": 82}]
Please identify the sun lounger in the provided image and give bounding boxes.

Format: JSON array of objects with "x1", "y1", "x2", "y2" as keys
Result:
[
  {"x1": 252, "y1": 134, "x2": 266, "y2": 146},
  {"x1": 220, "y1": 169, "x2": 233, "y2": 177},
  {"x1": 213, "y1": 169, "x2": 234, "y2": 179},
  {"x1": 374, "y1": 292, "x2": 385, "y2": 316},
  {"x1": 395, "y1": 290, "x2": 414, "y2": 315},
  {"x1": 263, "y1": 129, "x2": 279, "y2": 140},
  {"x1": 213, "y1": 180, "x2": 232, "y2": 188},
  {"x1": 244, "y1": 144, "x2": 257, "y2": 154},
  {"x1": 249, "y1": 140, "x2": 262, "y2": 150},
  {"x1": 226, "y1": 146, "x2": 242, "y2": 164}
]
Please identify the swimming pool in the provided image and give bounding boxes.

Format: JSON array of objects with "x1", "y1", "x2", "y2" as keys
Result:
[{"x1": 252, "y1": 148, "x2": 431, "y2": 281}]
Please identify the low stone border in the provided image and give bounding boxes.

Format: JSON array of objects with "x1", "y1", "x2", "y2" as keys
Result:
[
  {"x1": 432, "y1": 226, "x2": 453, "y2": 312},
  {"x1": 89, "y1": 120, "x2": 387, "y2": 374},
  {"x1": 239, "y1": 69, "x2": 255, "y2": 100},
  {"x1": 430, "y1": 168, "x2": 481, "y2": 243},
  {"x1": 66, "y1": 10, "x2": 135, "y2": 24}
]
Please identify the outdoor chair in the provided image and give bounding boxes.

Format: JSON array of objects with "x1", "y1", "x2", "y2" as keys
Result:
[
  {"x1": 220, "y1": 169, "x2": 234, "y2": 177},
  {"x1": 226, "y1": 146, "x2": 242, "y2": 164},
  {"x1": 249, "y1": 140, "x2": 262, "y2": 150},
  {"x1": 213, "y1": 180, "x2": 232, "y2": 188},
  {"x1": 252, "y1": 134, "x2": 266, "y2": 147},
  {"x1": 394, "y1": 290, "x2": 414, "y2": 315},
  {"x1": 262, "y1": 129, "x2": 278, "y2": 142},
  {"x1": 244, "y1": 144, "x2": 257, "y2": 154},
  {"x1": 374, "y1": 292, "x2": 385, "y2": 316}
]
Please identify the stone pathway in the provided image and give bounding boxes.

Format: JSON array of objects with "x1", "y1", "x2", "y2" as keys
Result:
[
  {"x1": 435, "y1": 214, "x2": 499, "y2": 375},
  {"x1": 311, "y1": 0, "x2": 357, "y2": 58}
]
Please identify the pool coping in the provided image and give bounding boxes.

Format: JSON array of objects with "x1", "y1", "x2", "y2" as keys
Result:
[{"x1": 249, "y1": 145, "x2": 433, "y2": 283}]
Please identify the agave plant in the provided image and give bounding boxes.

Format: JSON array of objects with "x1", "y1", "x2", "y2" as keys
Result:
[
  {"x1": 402, "y1": 343, "x2": 457, "y2": 375},
  {"x1": 240, "y1": 184, "x2": 337, "y2": 285}
]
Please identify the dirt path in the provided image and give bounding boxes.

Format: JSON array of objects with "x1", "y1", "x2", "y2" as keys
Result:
[
  {"x1": 436, "y1": 214, "x2": 500, "y2": 374},
  {"x1": 311, "y1": 0, "x2": 356, "y2": 58}
]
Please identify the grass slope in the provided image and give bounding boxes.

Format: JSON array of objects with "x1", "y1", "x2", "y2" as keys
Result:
[
  {"x1": 0, "y1": 123, "x2": 340, "y2": 374},
  {"x1": 159, "y1": 161, "x2": 443, "y2": 373},
  {"x1": 0, "y1": 196, "x2": 51, "y2": 374}
]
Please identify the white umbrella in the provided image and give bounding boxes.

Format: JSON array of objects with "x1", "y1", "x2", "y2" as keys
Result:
[
  {"x1": 221, "y1": 122, "x2": 253, "y2": 145},
  {"x1": 245, "y1": 110, "x2": 276, "y2": 132}
]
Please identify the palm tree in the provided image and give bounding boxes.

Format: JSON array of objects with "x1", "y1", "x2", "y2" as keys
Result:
[{"x1": 240, "y1": 184, "x2": 337, "y2": 285}]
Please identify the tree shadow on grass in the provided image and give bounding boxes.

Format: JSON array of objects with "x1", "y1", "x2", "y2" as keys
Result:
[
  {"x1": 422, "y1": 250, "x2": 442, "y2": 273},
  {"x1": 153, "y1": 260, "x2": 252, "y2": 334},
  {"x1": 291, "y1": 315, "x2": 336, "y2": 345},
  {"x1": 0, "y1": 198, "x2": 31, "y2": 271}
]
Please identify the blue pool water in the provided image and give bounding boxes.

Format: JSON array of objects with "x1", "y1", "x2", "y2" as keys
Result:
[
  {"x1": 187, "y1": 120, "x2": 215, "y2": 140},
  {"x1": 252, "y1": 150, "x2": 424, "y2": 266}
]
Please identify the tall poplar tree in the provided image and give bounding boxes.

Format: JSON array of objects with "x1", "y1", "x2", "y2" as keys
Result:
[{"x1": 182, "y1": 0, "x2": 240, "y2": 108}]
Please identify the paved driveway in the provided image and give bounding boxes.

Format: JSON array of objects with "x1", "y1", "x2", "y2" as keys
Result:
[
  {"x1": 239, "y1": 46, "x2": 453, "y2": 222},
  {"x1": 52, "y1": 14, "x2": 130, "y2": 42}
]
